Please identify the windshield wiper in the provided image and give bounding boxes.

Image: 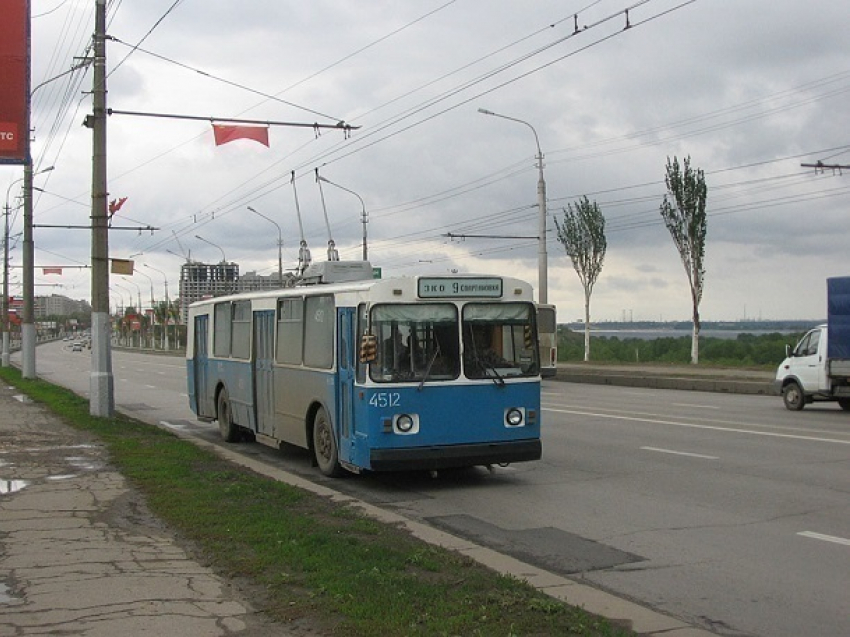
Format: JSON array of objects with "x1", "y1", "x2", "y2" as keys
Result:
[
  {"x1": 469, "y1": 350, "x2": 505, "y2": 387},
  {"x1": 417, "y1": 342, "x2": 441, "y2": 391},
  {"x1": 483, "y1": 361, "x2": 506, "y2": 387}
]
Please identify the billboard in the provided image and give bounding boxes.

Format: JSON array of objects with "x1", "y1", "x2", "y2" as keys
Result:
[{"x1": 0, "y1": 0, "x2": 30, "y2": 165}]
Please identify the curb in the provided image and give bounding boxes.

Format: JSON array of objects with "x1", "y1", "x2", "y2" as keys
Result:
[
  {"x1": 180, "y1": 425, "x2": 718, "y2": 637},
  {"x1": 551, "y1": 369, "x2": 777, "y2": 396}
]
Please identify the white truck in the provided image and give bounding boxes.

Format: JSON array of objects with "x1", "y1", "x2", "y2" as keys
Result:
[{"x1": 775, "y1": 276, "x2": 850, "y2": 411}]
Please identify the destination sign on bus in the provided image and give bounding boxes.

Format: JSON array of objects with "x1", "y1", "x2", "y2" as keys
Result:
[{"x1": 417, "y1": 277, "x2": 503, "y2": 298}]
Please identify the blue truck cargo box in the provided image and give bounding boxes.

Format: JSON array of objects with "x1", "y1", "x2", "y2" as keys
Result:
[{"x1": 827, "y1": 276, "x2": 850, "y2": 359}]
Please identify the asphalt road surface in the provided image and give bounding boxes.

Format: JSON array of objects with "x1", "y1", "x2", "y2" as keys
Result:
[{"x1": 23, "y1": 342, "x2": 850, "y2": 637}]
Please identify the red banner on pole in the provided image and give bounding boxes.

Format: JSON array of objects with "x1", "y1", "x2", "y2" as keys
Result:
[
  {"x1": 0, "y1": 0, "x2": 31, "y2": 165},
  {"x1": 212, "y1": 124, "x2": 269, "y2": 147}
]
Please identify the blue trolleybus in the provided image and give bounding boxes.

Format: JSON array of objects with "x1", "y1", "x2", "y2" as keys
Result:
[{"x1": 186, "y1": 263, "x2": 542, "y2": 476}]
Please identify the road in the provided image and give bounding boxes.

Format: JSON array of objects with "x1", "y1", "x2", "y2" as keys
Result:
[{"x1": 24, "y1": 342, "x2": 850, "y2": 637}]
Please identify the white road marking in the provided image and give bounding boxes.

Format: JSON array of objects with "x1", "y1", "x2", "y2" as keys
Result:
[
  {"x1": 671, "y1": 402, "x2": 720, "y2": 410},
  {"x1": 545, "y1": 407, "x2": 850, "y2": 445},
  {"x1": 641, "y1": 446, "x2": 718, "y2": 460},
  {"x1": 798, "y1": 531, "x2": 850, "y2": 547}
]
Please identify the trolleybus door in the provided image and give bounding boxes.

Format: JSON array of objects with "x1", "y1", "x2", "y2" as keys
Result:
[
  {"x1": 336, "y1": 307, "x2": 356, "y2": 464},
  {"x1": 253, "y1": 310, "x2": 276, "y2": 436},
  {"x1": 193, "y1": 314, "x2": 212, "y2": 417}
]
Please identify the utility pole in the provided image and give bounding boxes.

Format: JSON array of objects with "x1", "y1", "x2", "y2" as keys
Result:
[
  {"x1": 21, "y1": 162, "x2": 35, "y2": 377},
  {"x1": 2, "y1": 202, "x2": 10, "y2": 368},
  {"x1": 89, "y1": 0, "x2": 113, "y2": 417}
]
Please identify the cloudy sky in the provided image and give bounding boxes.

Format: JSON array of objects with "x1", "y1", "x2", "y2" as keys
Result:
[{"x1": 5, "y1": 0, "x2": 849, "y2": 323}]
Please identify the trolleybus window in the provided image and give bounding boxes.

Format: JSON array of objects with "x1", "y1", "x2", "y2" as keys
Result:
[
  {"x1": 462, "y1": 303, "x2": 538, "y2": 379},
  {"x1": 370, "y1": 303, "x2": 460, "y2": 383},
  {"x1": 213, "y1": 302, "x2": 231, "y2": 357},
  {"x1": 276, "y1": 297, "x2": 304, "y2": 364},
  {"x1": 232, "y1": 300, "x2": 251, "y2": 359},
  {"x1": 303, "y1": 295, "x2": 334, "y2": 369}
]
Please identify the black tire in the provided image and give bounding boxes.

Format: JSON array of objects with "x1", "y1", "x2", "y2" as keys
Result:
[
  {"x1": 312, "y1": 407, "x2": 344, "y2": 477},
  {"x1": 216, "y1": 388, "x2": 241, "y2": 442},
  {"x1": 783, "y1": 381, "x2": 805, "y2": 411},
  {"x1": 838, "y1": 398, "x2": 850, "y2": 411}
]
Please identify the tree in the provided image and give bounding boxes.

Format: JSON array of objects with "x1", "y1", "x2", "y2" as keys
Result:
[
  {"x1": 554, "y1": 196, "x2": 607, "y2": 361},
  {"x1": 659, "y1": 156, "x2": 708, "y2": 364}
]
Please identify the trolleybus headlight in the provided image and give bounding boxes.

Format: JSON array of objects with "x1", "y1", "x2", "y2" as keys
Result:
[
  {"x1": 396, "y1": 414, "x2": 415, "y2": 433},
  {"x1": 505, "y1": 408, "x2": 524, "y2": 427}
]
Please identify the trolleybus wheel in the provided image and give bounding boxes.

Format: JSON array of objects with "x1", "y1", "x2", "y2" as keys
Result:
[
  {"x1": 217, "y1": 388, "x2": 241, "y2": 442},
  {"x1": 838, "y1": 398, "x2": 850, "y2": 411},
  {"x1": 312, "y1": 407, "x2": 344, "y2": 477}
]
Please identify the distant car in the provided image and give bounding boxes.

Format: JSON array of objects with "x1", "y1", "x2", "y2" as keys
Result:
[{"x1": 71, "y1": 342, "x2": 83, "y2": 352}]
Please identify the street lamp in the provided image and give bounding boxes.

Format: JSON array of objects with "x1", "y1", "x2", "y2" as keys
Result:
[
  {"x1": 133, "y1": 267, "x2": 155, "y2": 308},
  {"x1": 144, "y1": 263, "x2": 169, "y2": 350},
  {"x1": 195, "y1": 234, "x2": 234, "y2": 296},
  {"x1": 315, "y1": 176, "x2": 368, "y2": 261},
  {"x1": 195, "y1": 235, "x2": 226, "y2": 263},
  {"x1": 120, "y1": 276, "x2": 143, "y2": 348},
  {"x1": 110, "y1": 286, "x2": 126, "y2": 315},
  {"x1": 133, "y1": 267, "x2": 156, "y2": 348},
  {"x1": 113, "y1": 283, "x2": 132, "y2": 346},
  {"x1": 246, "y1": 206, "x2": 284, "y2": 286},
  {"x1": 478, "y1": 108, "x2": 548, "y2": 304}
]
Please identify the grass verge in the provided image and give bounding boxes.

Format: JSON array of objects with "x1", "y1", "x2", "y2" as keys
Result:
[{"x1": 1, "y1": 366, "x2": 634, "y2": 637}]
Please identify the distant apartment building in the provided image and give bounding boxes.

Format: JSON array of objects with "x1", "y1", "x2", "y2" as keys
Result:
[
  {"x1": 176, "y1": 262, "x2": 295, "y2": 324},
  {"x1": 34, "y1": 294, "x2": 92, "y2": 318},
  {"x1": 237, "y1": 270, "x2": 294, "y2": 292},
  {"x1": 178, "y1": 261, "x2": 240, "y2": 324}
]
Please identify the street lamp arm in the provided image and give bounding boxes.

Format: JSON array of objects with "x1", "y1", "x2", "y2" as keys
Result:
[
  {"x1": 246, "y1": 206, "x2": 284, "y2": 286},
  {"x1": 194, "y1": 235, "x2": 226, "y2": 263},
  {"x1": 477, "y1": 108, "x2": 541, "y2": 156},
  {"x1": 315, "y1": 175, "x2": 369, "y2": 261}
]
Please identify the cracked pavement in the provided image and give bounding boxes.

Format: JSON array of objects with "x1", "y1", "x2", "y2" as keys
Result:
[{"x1": 0, "y1": 383, "x2": 297, "y2": 637}]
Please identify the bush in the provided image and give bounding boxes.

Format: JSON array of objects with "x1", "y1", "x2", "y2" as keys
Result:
[{"x1": 558, "y1": 329, "x2": 802, "y2": 367}]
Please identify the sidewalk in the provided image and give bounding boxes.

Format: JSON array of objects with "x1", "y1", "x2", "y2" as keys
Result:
[{"x1": 0, "y1": 383, "x2": 295, "y2": 636}]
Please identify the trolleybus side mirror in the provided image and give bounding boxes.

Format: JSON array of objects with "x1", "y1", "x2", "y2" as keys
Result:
[{"x1": 360, "y1": 333, "x2": 377, "y2": 363}]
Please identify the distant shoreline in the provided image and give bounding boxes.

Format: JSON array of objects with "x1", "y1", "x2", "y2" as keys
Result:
[
  {"x1": 565, "y1": 325, "x2": 809, "y2": 341},
  {"x1": 565, "y1": 320, "x2": 818, "y2": 332}
]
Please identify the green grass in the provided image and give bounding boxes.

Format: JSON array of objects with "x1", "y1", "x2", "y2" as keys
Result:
[{"x1": 0, "y1": 366, "x2": 634, "y2": 637}]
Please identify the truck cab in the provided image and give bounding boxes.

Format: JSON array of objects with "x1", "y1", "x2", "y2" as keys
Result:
[{"x1": 776, "y1": 324, "x2": 850, "y2": 411}]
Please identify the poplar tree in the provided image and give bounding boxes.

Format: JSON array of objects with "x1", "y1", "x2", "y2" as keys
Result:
[
  {"x1": 555, "y1": 196, "x2": 607, "y2": 362},
  {"x1": 660, "y1": 155, "x2": 708, "y2": 364}
]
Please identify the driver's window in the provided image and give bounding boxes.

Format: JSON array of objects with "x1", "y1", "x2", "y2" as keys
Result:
[
  {"x1": 795, "y1": 330, "x2": 819, "y2": 357},
  {"x1": 804, "y1": 330, "x2": 820, "y2": 356}
]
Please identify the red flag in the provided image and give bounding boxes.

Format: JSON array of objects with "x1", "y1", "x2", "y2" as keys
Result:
[
  {"x1": 109, "y1": 197, "x2": 127, "y2": 215},
  {"x1": 212, "y1": 124, "x2": 269, "y2": 147},
  {"x1": 43, "y1": 267, "x2": 63, "y2": 275}
]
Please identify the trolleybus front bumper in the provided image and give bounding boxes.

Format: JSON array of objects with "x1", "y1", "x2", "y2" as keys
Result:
[{"x1": 369, "y1": 439, "x2": 541, "y2": 472}]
